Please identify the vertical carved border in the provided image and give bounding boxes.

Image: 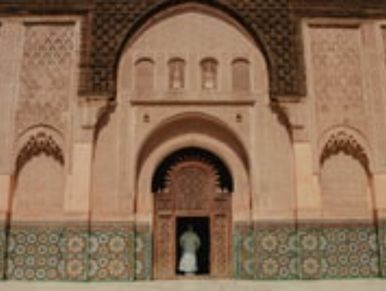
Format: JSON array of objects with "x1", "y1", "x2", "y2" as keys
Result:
[{"x1": 88, "y1": 222, "x2": 135, "y2": 281}]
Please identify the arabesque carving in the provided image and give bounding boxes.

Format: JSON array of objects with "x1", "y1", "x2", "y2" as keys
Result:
[
  {"x1": 310, "y1": 26, "x2": 367, "y2": 135},
  {"x1": 15, "y1": 131, "x2": 64, "y2": 179},
  {"x1": 15, "y1": 23, "x2": 76, "y2": 136},
  {"x1": 320, "y1": 130, "x2": 370, "y2": 175}
]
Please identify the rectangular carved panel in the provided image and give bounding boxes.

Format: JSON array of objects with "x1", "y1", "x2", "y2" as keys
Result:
[
  {"x1": 16, "y1": 22, "x2": 77, "y2": 136},
  {"x1": 309, "y1": 26, "x2": 367, "y2": 135},
  {"x1": 0, "y1": 21, "x2": 22, "y2": 171},
  {"x1": 211, "y1": 215, "x2": 230, "y2": 277},
  {"x1": 154, "y1": 215, "x2": 175, "y2": 279}
]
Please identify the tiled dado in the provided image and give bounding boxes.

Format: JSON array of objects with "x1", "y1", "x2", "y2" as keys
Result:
[
  {"x1": 5, "y1": 223, "x2": 88, "y2": 281},
  {"x1": 6, "y1": 224, "x2": 65, "y2": 280},
  {"x1": 233, "y1": 223, "x2": 254, "y2": 279},
  {"x1": 1, "y1": 222, "x2": 384, "y2": 281},
  {"x1": 299, "y1": 224, "x2": 380, "y2": 279},
  {"x1": 62, "y1": 226, "x2": 89, "y2": 281},
  {"x1": 2, "y1": 222, "x2": 153, "y2": 281},
  {"x1": 235, "y1": 222, "x2": 382, "y2": 280},
  {"x1": 321, "y1": 225, "x2": 379, "y2": 279},
  {"x1": 76, "y1": 223, "x2": 151, "y2": 281},
  {"x1": 233, "y1": 223, "x2": 298, "y2": 280},
  {"x1": 89, "y1": 224, "x2": 135, "y2": 281},
  {"x1": 254, "y1": 224, "x2": 298, "y2": 280},
  {"x1": 380, "y1": 222, "x2": 386, "y2": 277},
  {"x1": 135, "y1": 224, "x2": 152, "y2": 280},
  {"x1": 298, "y1": 226, "x2": 321, "y2": 279}
]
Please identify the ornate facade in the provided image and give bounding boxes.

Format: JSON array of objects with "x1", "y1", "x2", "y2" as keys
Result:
[{"x1": 0, "y1": 0, "x2": 386, "y2": 281}]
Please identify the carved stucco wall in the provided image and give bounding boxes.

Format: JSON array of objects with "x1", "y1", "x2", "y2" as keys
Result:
[
  {"x1": 1, "y1": 0, "x2": 386, "y2": 101},
  {"x1": 0, "y1": 18, "x2": 81, "y2": 221},
  {"x1": 309, "y1": 26, "x2": 367, "y2": 136},
  {"x1": 0, "y1": 21, "x2": 23, "y2": 174},
  {"x1": 305, "y1": 24, "x2": 378, "y2": 220},
  {"x1": 15, "y1": 23, "x2": 76, "y2": 137},
  {"x1": 303, "y1": 21, "x2": 386, "y2": 176},
  {"x1": 0, "y1": 0, "x2": 304, "y2": 99},
  {"x1": 1, "y1": 0, "x2": 386, "y2": 282}
]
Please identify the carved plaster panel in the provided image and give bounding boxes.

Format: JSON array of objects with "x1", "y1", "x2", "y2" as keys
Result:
[
  {"x1": 309, "y1": 26, "x2": 367, "y2": 135},
  {"x1": 15, "y1": 22, "x2": 77, "y2": 137}
]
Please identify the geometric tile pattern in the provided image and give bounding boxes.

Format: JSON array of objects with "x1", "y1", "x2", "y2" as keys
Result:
[
  {"x1": 298, "y1": 226, "x2": 322, "y2": 279},
  {"x1": 377, "y1": 223, "x2": 386, "y2": 278},
  {"x1": 1, "y1": 222, "x2": 383, "y2": 281},
  {"x1": 62, "y1": 226, "x2": 88, "y2": 281},
  {"x1": 3, "y1": 223, "x2": 153, "y2": 281},
  {"x1": 233, "y1": 223, "x2": 254, "y2": 279},
  {"x1": 254, "y1": 225, "x2": 298, "y2": 280},
  {"x1": 320, "y1": 226, "x2": 379, "y2": 278},
  {"x1": 89, "y1": 224, "x2": 135, "y2": 281},
  {"x1": 6, "y1": 225, "x2": 65, "y2": 280},
  {"x1": 234, "y1": 224, "x2": 298, "y2": 280},
  {"x1": 134, "y1": 224, "x2": 152, "y2": 280},
  {"x1": 236, "y1": 223, "x2": 381, "y2": 280}
]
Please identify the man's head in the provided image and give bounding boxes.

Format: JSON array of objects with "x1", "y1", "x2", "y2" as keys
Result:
[{"x1": 187, "y1": 224, "x2": 194, "y2": 231}]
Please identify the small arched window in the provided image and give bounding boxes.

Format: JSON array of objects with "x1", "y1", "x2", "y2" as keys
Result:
[
  {"x1": 168, "y1": 58, "x2": 186, "y2": 90},
  {"x1": 232, "y1": 58, "x2": 250, "y2": 92},
  {"x1": 135, "y1": 58, "x2": 154, "y2": 96},
  {"x1": 201, "y1": 58, "x2": 218, "y2": 90}
]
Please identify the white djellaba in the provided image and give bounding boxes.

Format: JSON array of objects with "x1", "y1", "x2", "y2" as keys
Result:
[{"x1": 178, "y1": 225, "x2": 201, "y2": 275}]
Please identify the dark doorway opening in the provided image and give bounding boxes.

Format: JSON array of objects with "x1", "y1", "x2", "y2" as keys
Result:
[{"x1": 176, "y1": 217, "x2": 210, "y2": 275}]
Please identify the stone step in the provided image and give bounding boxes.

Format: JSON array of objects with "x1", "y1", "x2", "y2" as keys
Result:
[{"x1": 1, "y1": 280, "x2": 386, "y2": 291}]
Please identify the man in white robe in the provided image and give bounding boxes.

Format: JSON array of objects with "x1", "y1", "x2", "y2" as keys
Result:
[{"x1": 178, "y1": 224, "x2": 201, "y2": 275}]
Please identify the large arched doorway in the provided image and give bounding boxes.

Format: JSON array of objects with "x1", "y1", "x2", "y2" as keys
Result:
[{"x1": 152, "y1": 147, "x2": 233, "y2": 279}]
